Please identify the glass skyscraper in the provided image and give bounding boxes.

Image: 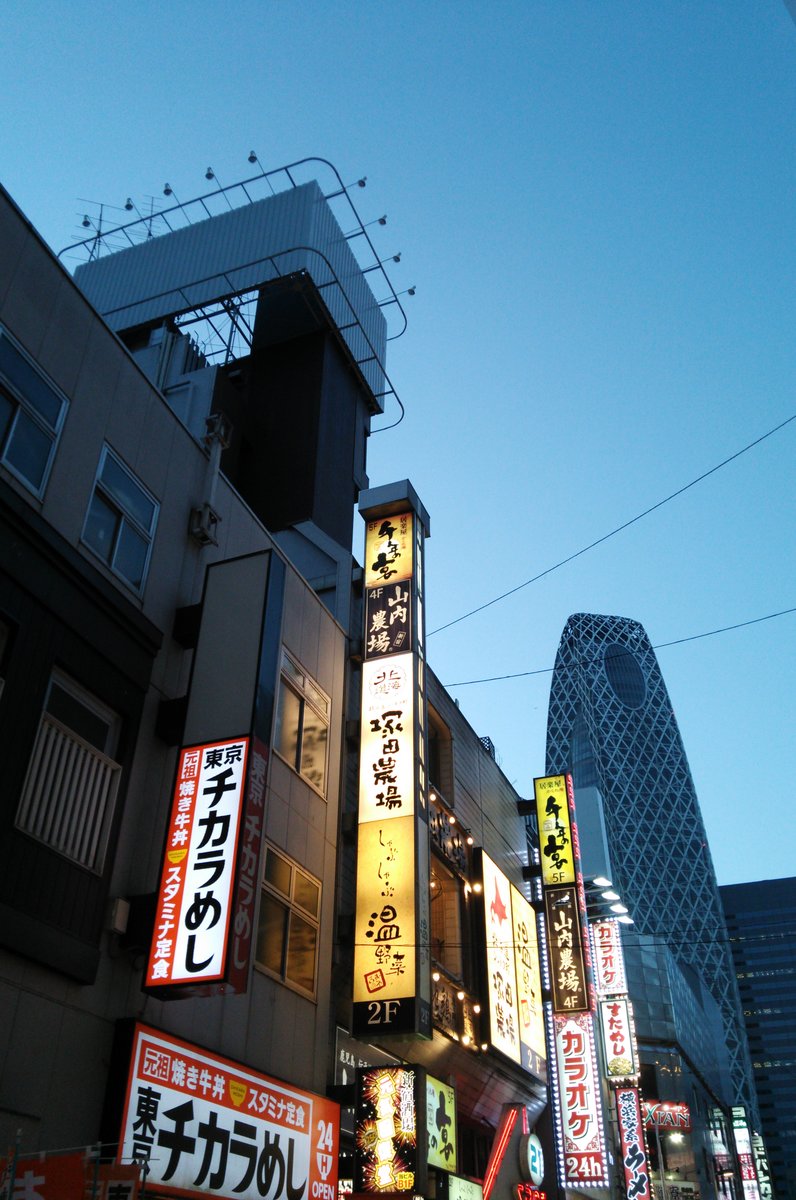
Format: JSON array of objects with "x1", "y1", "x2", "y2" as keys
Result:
[
  {"x1": 546, "y1": 612, "x2": 758, "y2": 1125},
  {"x1": 721, "y1": 877, "x2": 796, "y2": 1199}
]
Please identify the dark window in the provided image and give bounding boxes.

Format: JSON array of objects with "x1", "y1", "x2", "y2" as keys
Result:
[
  {"x1": 0, "y1": 326, "x2": 67, "y2": 494},
  {"x1": 83, "y1": 445, "x2": 158, "y2": 592},
  {"x1": 255, "y1": 845, "x2": 320, "y2": 997},
  {"x1": 274, "y1": 652, "x2": 329, "y2": 795}
]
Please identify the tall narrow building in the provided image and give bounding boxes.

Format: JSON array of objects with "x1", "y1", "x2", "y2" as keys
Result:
[
  {"x1": 721, "y1": 876, "x2": 796, "y2": 1200},
  {"x1": 546, "y1": 613, "x2": 758, "y2": 1126}
]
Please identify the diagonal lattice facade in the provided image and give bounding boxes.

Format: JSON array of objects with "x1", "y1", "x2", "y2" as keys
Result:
[{"x1": 546, "y1": 612, "x2": 757, "y2": 1122}]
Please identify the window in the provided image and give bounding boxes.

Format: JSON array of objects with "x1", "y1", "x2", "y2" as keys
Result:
[
  {"x1": 15, "y1": 670, "x2": 122, "y2": 873},
  {"x1": 431, "y1": 857, "x2": 464, "y2": 980},
  {"x1": 255, "y1": 845, "x2": 320, "y2": 997},
  {"x1": 274, "y1": 652, "x2": 329, "y2": 795},
  {"x1": 0, "y1": 326, "x2": 67, "y2": 495},
  {"x1": 83, "y1": 446, "x2": 158, "y2": 592}
]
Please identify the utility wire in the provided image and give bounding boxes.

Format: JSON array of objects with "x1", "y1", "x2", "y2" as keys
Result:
[
  {"x1": 428, "y1": 411, "x2": 796, "y2": 638},
  {"x1": 444, "y1": 604, "x2": 796, "y2": 687}
]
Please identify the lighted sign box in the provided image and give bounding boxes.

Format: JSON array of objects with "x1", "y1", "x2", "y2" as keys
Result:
[
  {"x1": 533, "y1": 775, "x2": 575, "y2": 887},
  {"x1": 642, "y1": 1102, "x2": 691, "y2": 1132},
  {"x1": 354, "y1": 1067, "x2": 427, "y2": 1195},
  {"x1": 353, "y1": 494, "x2": 432, "y2": 1041},
  {"x1": 481, "y1": 851, "x2": 523, "y2": 1065},
  {"x1": 591, "y1": 919, "x2": 628, "y2": 996},
  {"x1": 357, "y1": 655, "x2": 415, "y2": 824},
  {"x1": 510, "y1": 883, "x2": 547, "y2": 1080},
  {"x1": 118, "y1": 1024, "x2": 339, "y2": 1200},
  {"x1": 615, "y1": 1088, "x2": 651, "y2": 1200},
  {"x1": 551, "y1": 1013, "x2": 609, "y2": 1188},
  {"x1": 732, "y1": 1108, "x2": 762, "y2": 1200},
  {"x1": 598, "y1": 997, "x2": 638, "y2": 1081},
  {"x1": 353, "y1": 813, "x2": 417, "y2": 1011},
  {"x1": 544, "y1": 886, "x2": 589, "y2": 1014},
  {"x1": 437, "y1": 1176, "x2": 483, "y2": 1200},
  {"x1": 427, "y1": 1075, "x2": 457, "y2": 1172},
  {"x1": 146, "y1": 737, "x2": 249, "y2": 989}
]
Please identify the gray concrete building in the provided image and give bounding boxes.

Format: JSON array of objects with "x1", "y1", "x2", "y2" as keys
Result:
[{"x1": 0, "y1": 165, "x2": 549, "y2": 1200}]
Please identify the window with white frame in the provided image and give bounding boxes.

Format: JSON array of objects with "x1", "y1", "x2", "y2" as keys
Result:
[
  {"x1": 255, "y1": 844, "x2": 320, "y2": 997},
  {"x1": 15, "y1": 670, "x2": 122, "y2": 873},
  {"x1": 82, "y1": 445, "x2": 159, "y2": 593},
  {"x1": 274, "y1": 652, "x2": 329, "y2": 795},
  {"x1": 0, "y1": 326, "x2": 68, "y2": 495}
]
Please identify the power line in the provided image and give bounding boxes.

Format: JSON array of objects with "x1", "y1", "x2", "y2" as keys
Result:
[
  {"x1": 428, "y1": 411, "x2": 796, "y2": 638},
  {"x1": 444, "y1": 604, "x2": 796, "y2": 687}
]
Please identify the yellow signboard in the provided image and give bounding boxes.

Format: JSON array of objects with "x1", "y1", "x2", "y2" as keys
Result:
[
  {"x1": 353, "y1": 815, "x2": 417, "y2": 1005},
  {"x1": 427, "y1": 1075, "x2": 457, "y2": 1172},
  {"x1": 534, "y1": 774, "x2": 576, "y2": 886},
  {"x1": 364, "y1": 512, "x2": 413, "y2": 588},
  {"x1": 510, "y1": 883, "x2": 547, "y2": 1078}
]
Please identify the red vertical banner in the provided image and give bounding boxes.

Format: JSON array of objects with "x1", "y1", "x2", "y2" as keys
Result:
[{"x1": 616, "y1": 1087, "x2": 651, "y2": 1200}]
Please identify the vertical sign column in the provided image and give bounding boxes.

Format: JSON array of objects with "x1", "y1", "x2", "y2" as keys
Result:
[
  {"x1": 534, "y1": 773, "x2": 609, "y2": 1190},
  {"x1": 592, "y1": 918, "x2": 651, "y2": 1200},
  {"x1": 353, "y1": 487, "x2": 431, "y2": 1039}
]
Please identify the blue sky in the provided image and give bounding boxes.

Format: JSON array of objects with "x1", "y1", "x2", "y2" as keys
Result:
[{"x1": 2, "y1": 1, "x2": 795, "y2": 885}]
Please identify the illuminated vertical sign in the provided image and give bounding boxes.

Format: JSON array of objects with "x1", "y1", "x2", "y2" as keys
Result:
[
  {"x1": 534, "y1": 775, "x2": 575, "y2": 886},
  {"x1": 544, "y1": 886, "x2": 589, "y2": 1013},
  {"x1": 552, "y1": 1013, "x2": 609, "y2": 1187},
  {"x1": 353, "y1": 489, "x2": 432, "y2": 1039},
  {"x1": 354, "y1": 1067, "x2": 426, "y2": 1194},
  {"x1": 751, "y1": 1134, "x2": 773, "y2": 1200},
  {"x1": 427, "y1": 1075, "x2": 457, "y2": 1171},
  {"x1": 481, "y1": 850, "x2": 522, "y2": 1064},
  {"x1": 511, "y1": 882, "x2": 547, "y2": 1079},
  {"x1": 534, "y1": 774, "x2": 607, "y2": 1189},
  {"x1": 591, "y1": 919, "x2": 628, "y2": 996},
  {"x1": 146, "y1": 737, "x2": 249, "y2": 987},
  {"x1": 732, "y1": 1107, "x2": 762, "y2": 1200},
  {"x1": 615, "y1": 1088, "x2": 651, "y2": 1200},
  {"x1": 598, "y1": 997, "x2": 638, "y2": 1080}
]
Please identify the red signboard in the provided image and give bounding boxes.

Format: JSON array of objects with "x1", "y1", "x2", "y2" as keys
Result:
[
  {"x1": 0, "y1": 1153, "x2": 137, "y2": 1200},
  {"x1": 615, "y1": 1088, "x2": 651, "y2": 1200},
  {"x1": 118, "y1": 1023, "x2": 339, "y2": 1200}
]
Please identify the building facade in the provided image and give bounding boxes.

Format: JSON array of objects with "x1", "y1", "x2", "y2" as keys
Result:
[
  {"x1": 721, "y1": 877, "x2": 796, "y2": 1200},
  {"x1": 546, "y1": 612, "x2": 760, "y2": 1197},
  {"x1": 0, "y1": 166, "x2": 550, "y2": 1200}
]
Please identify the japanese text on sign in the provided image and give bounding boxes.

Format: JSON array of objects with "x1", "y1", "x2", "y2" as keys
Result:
[
  {"x1": 552, "y1": 1013, "x2": 608, "y2": 1188},
  {"x1": 147, "y1": 738, "x2": 249, "y2": 988},
  {"x1": 119, "y1": 1025, "x2": 339, "y2": 1200},
  {"x1": 616, "y1": 1088, "x2": 651, "y2": 1200},
  {"x1": 534, "y1": 776, "x2": 576, "y2": 887}
]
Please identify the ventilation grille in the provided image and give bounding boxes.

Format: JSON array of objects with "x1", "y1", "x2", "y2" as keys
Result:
[{"x1": 15, "y1": 715, "x2": 121, "y2": 873}]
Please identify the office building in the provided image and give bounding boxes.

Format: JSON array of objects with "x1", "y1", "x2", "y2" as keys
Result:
[
  {"x1": 722, "y1": 877, "x2": 796, "y2": 1200},
  {"x1": 0, "y1": 164, "x2": 549, "y2": 1200},
  {"x1": 546, "y1": 611, "x2": 760, "y2": 1194}
]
